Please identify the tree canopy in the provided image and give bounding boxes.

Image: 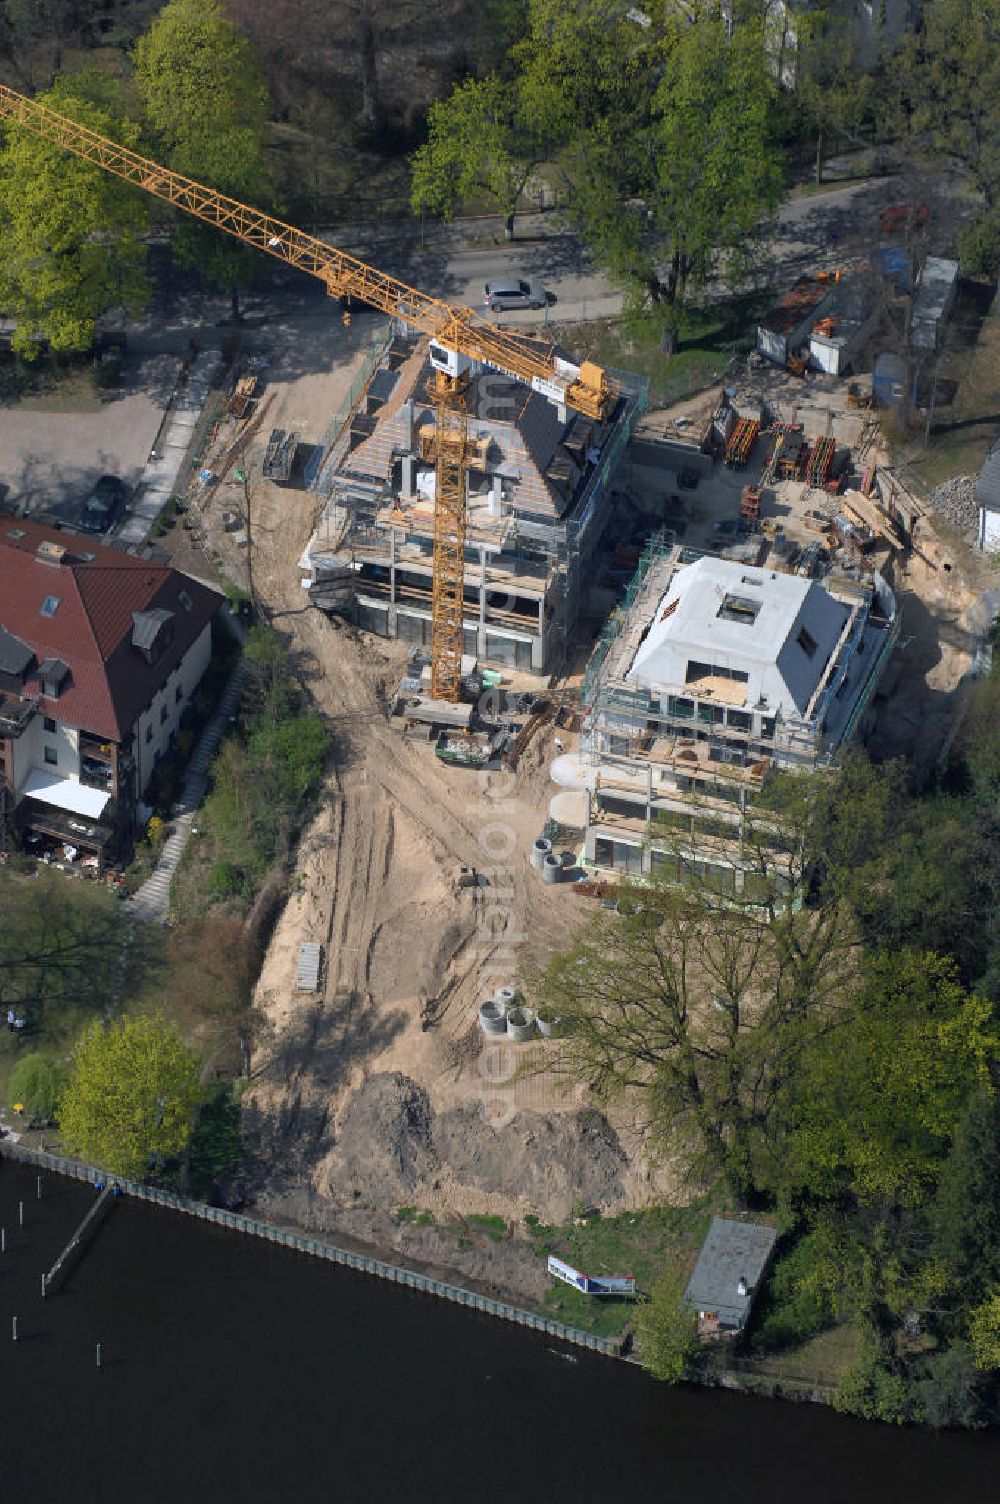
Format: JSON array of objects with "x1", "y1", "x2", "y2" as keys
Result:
[
  {"x1": 0, "y1": 76, "x2": 150, "y2": 356},
  {"x1": 58, "y1": 1015, "x2": 202, "y2": 1180},
  {"x1": 410, "y1": 75, "x2": 544, "y2": 239},
  {"x1": 415, "y1": 0, "x2": 785, "y2": 345},
  {"x1": 896, "y1": 0, "x2": 1000, "y2": 272},
  {"x1": 530, "y1": 789, "x2": 858, "y2": 1202},
  {"x1": 134, "y1": 0, "x2": 273, "y2": 316}
]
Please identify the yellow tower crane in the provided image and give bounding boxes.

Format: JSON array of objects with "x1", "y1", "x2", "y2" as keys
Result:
[{"x1": 0, "y1": 84, "x2": 616, "y2": 700}]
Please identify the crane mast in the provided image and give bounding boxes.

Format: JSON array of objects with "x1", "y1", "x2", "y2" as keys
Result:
[{"x1": 0, "y1": 83, "x2": 617, "y2": 699}]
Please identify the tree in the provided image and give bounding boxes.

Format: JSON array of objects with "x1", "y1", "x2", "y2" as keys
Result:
[
  {"x1": 780, "y1": 952, "x2": 997, "y2": 1208},
  {"x1": 0, "y1": 1, "x2": 94, "y2": 91},
  {"x1": 896, "y1": 0, "x2": 1000, "y2": 273},
  {"x1": 0, "y1": 76, "x2": 150, "y2": 356},
  {"x1": 411, "y1": 75, "x2": 544, "y2": 240},
  {"x1": 0, "y1": 867, "x2": 138, "y2": 1037},
  {"x1": 7, "y1": 1052, "x2": 64, "y2": 1125},
  {"x1": 791, "y1": 4, "x2": 879, "y2": 186},
  {"x1": 134, "y1": 0, "x2": 273, "y2": 319},
  {"x1": 931, "y1": 1088, "x2": 1000, "y2": 1310},
  {"x1": 969, "y1": 1289, "x2": 1000, "y2": 1371},
  {"x1": 58, "y1": 1015, "x2": 201, "y2": 1179},
  {"x1": 637, "y1": 1267, "x2": 698, "y2": 1382},
  {"x1": 225, "y1": 0, "x2": 468, "y2": 140},
  {"x1": 530, "y1": 812, "x2": 858, "y2": 1202},
  {"x1": 514, "y1": 0, "x2": 785, "y2": 350}
]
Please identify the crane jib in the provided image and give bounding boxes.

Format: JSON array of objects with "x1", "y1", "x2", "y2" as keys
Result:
[{"x1": 0, "y1": 82, "x2": 614, "y2": 420}]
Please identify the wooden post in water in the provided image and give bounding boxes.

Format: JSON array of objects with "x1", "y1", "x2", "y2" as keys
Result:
[
  {"x1": 1, "y1": 1227, "x2": 5, "y2": 1253},
  {"x1": 41, "y1": 1273, "x2": 47, "y2": 1298},
  {"x1": 12, "y1": 1316, "x2": 19, "y2": 1342},
  {"x1": 37, "y1": 1175, "x2": 42, "y2": 1200},
  {"x1": 18, "y1": 1199, "x2": 24, "y2": 1227},
  {"x1": 95, "y1": 1342, "x2": 103, "y2": 1371}
]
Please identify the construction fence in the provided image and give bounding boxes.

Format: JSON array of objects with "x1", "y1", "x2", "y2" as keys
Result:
[{"x1": 0, "y1": 1139, "x2": 624, "y2": 1358}]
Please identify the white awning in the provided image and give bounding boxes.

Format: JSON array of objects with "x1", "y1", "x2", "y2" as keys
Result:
[{"x1": 21, "y1": 769, "x2": 111, "y2": 820}]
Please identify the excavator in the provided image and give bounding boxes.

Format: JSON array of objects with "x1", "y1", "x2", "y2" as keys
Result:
[{"x1": 0, "y1": 84, "x2": 617, "y2": 701}]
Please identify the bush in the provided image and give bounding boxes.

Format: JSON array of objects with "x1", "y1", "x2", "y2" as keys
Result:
[
  {"x1": 7, "y1": 1052, "x2": 64, "y2": 1124},
  {"x1": 207, "y1": 860, "x2": 246, "y2": 902},
  {"x1": 187, "y1": 1083, "x2": 243, "y2": 1199},
  {"x1": 749, "y1": 1231, "x2": 835, "y2": 1351},
  {"x1": 834, "y1": 1349, "x2": 915, "y2": 1425},
  {"x1": 636, "y1": 1266, "x2": 698, "y2": 1383},
  {"x1": 910, "y1": 1343, "x2": 988, "y2": 1430}
]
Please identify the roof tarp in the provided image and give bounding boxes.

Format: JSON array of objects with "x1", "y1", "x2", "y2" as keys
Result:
[{"x1": 21, "y1": 768, "x2": 111, "y2": 819}]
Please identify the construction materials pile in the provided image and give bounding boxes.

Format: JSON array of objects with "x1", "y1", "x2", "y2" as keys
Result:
[{"x1": 927, "y1": 474, "x2": 978, "y2": 539}]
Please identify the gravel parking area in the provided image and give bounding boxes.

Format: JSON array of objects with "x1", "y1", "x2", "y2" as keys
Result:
[{"x1": 0, "y1": 353, "x2": 180, "y2": 523}]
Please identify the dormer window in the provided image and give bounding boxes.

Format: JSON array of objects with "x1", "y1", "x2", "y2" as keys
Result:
[
  {"x1": 38, "y1": 657, "x2": 70, "y2": 699},
  {"x1": 131, "y1": 608, "x2": 176, "y2": 664}
]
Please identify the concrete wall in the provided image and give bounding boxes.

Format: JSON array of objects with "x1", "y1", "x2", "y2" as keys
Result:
[{"x1": 980, "y1": 508, "x2": 1000, "y2": 553}]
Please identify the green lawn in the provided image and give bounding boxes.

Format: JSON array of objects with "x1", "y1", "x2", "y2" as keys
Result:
[
  {"x1": 899, "y1": 280, "x2": 1000, "y2": 490},
  {"x1": 552, "y1": 292, "x2": 770, "y2": 407},
  {"x1": 527, "y1": 1199, "x2": 721, "y2": 1338}
]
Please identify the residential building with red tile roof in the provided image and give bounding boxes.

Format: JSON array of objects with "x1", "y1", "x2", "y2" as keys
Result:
[{"x1": 0, "y1": 513, "x2": 221, "y2": 867}]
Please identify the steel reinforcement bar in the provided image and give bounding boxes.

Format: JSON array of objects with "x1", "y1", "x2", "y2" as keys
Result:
[{"x1": 0, "y1": 1141, "x2": 624, "y2": 1356}]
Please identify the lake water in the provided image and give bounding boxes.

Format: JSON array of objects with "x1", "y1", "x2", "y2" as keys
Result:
[{"x1": 1, "y1": 1161, "x2": 998, "y2": 1502}]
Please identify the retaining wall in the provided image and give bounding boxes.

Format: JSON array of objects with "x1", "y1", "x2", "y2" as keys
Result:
[{"x1": 0, "y1": 1141, "x2": 622, "y2": 1357}]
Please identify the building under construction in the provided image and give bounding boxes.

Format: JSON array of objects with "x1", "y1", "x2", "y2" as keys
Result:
[
  {"x1": 302, "y1": 330, "x2": 647, "y2": 674},
  {"x1": 575, "y1": 541, "x2": 898, "y2": 892}
]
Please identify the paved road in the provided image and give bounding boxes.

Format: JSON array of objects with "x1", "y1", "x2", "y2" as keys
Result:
[{"x1": 120, "y1": 173, "x2": 928, "y2": 358}]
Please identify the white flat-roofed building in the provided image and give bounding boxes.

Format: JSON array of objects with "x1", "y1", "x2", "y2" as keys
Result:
[{"x1": 578, "y1": 544, "x2": 898, "y2": 895}]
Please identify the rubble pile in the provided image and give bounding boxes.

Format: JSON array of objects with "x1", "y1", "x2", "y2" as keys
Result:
[{"x1": 928, "y1": 474, "x2": 979, "y2": 538}]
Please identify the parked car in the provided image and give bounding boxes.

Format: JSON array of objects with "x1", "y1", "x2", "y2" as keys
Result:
[
  {"x1": 483, "y1": 278, "x2": 549, "y2": 312},
  {"x1": 81, "y1": 474, "x2": 129, "y2": 533}
]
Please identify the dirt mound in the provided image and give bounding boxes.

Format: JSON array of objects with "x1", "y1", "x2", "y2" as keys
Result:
[
  {"x1": 321, "y1": 1071, "x2": 437, "y2": 1201},
  {"x1": 433, "y1": 1104, "x2": 628, "y2": 1218},
  {"x1": 308, "y1": 1071, "x2": 627, "y2": 1222}
]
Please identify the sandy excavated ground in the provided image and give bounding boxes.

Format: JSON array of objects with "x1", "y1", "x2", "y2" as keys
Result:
[
  {"x1": 182, "y1": 335, "x2": 681, "y2": 1264},
  {"x1": 185, "y1": 341, "x2": 991, "y2": 1290}
]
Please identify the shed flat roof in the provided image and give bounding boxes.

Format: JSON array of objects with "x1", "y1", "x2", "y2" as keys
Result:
[{"x1": 683, "y1": 1217, "x2": 778, "y2": 1328}]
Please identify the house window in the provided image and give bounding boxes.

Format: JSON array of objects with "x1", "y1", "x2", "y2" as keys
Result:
[
  {"x1": 160, "y1": 704, "x2": 168, "y2": 725},
  {"x1": 43, "y1": 716, "x2": 56, "y2": 732},
  {"x1": 145, "y1": 726, "x2": 152, "y2": 744},
  {"x1": 44, "y1": 746, "x2": 57, "y2": 766},
  {"x1": 40, "y1": 595, "x2": 60, "y2": 618},
  {"x1": 667, "y1": 695, "x2": 694, "y2": 719},
  {"x1": 797, "y1": 626, "x2": 818, "y2": 659},
  {"x1": 727, "y1": 710, "x2": 751, "y2": 732}
]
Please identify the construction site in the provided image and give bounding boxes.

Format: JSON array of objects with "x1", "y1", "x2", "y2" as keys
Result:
[
  {"x1": 0, "y1": 84, "x2": 995, "y2": 1295},
  {"x1": 198, "y1": 346, "x2": 992, "y2": 1293}
]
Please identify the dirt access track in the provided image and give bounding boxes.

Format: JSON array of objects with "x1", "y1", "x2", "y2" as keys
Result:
[{"x1": 181, "y1": 328, "x2": 674, "y2": 1280}]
